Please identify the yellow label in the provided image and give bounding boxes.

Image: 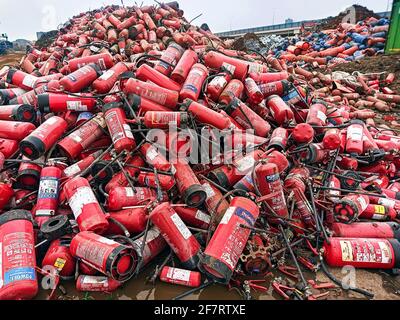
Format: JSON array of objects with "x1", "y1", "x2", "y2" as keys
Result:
[
  {"x1": 374, "y1": 205, "x2": 386, "y2": 215},
  {"x1": 54, "y1": 258, "x2": 66, "y2": 271}
]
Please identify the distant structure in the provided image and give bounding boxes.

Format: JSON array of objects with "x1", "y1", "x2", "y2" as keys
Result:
[
  {"x1": 36, "y1": 32, "x2": 45, "y2": 40},
  {"x1": 217, "y1": 9, "x2": 391, "y2": 38}
]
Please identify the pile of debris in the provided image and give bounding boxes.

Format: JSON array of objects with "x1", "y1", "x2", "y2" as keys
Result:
[
  {"x1": 320, "y1": 5, "x2": 381, "y2": 31},
  {"x1": 0, "y1": 1, "x2": 400, "y2": 301}
]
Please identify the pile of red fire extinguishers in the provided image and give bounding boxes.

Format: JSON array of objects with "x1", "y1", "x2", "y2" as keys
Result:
[{"x1": 0, "y1": 2, "x2": 399, "y2": 301}]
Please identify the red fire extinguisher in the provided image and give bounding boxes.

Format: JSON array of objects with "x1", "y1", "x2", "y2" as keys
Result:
[
  {"x1": 15, "y1": 156, "x2": 43, "y2": 190},
  {"x1": 34, "y1": 166, "x2": 62, "y2": 226},
  {"x1": 20, "y1": 116, "x2": 68, "y2": 160},
  {"x1": 0, "y1": 210, "x2": 38, "y2": 300},
  {"x1": 137, "y1": 172, "x2": 176, "y2": 192},
  {"x1": 140, "y1": 142, "x2": 171, "y2": 172},
  {"x1": 306, "y1": 102, "x2": 327, "y2": 129},
  {"x1": 259, "y1": 80, "x2": 290, "y2": 98},
  {"x1": 171, "y1": 49, "x2": 198, "y2": 84},
  {"x1": 64, "y1": 177, "x2": 110, "y2": 234},
  {"x1": 179, "y1": 63, "x2": 209, "y2": 101},
  {"x1": 70, "y1": 231, "x2": 138, "y2": 281},
  {"x1": 104, "y1": 103, "x2": 136, "y2": 153},
  {"x1": 6, "y1": 69, "x2": 39, "y2": 91},
  {"x1": 0, "y1": 120, "x2": 36, "y2": 142},
  {"x1": 0, "y1": 138, "x2": 19, "y2": 159},
  {"x1": 255, "y1": 163, "x2": 288, "y2": 220},
  {"x1": 58, "y1": 114, "x2": 106, "y2": 159},
  {"x1": 0, "y1": 104, "x2": 36, "y2": 123},
  {"x1": 0, "y1": 88, "x2": 27, "y2": 105},
  {"x1": 150, "y1": 202, "x2": 201, "y2": 270},
  {"x1": 141, "y1": 111, "x2": 188, "y2": 129},
  {"x1": 206, "y1": 70, "x2": 232, "y2": 102},
  {"x1": 59, "y1": 64, "x2": 102, "y2": 93},
  {"x1": 359, "y1": 204, "x2": 398, "y2": 221},
  {"x1": 203, "y1": 51, "x2": 249, "y2": 81},
  {"x1": 323, "y1": 237, "x2": 400, "y2": 270},
  {"x1": 67, "y1": 53, "x2": 114, "y2": 72},
  {"x1": 292, "y1": 123, "x2": 315, "y2": 145},
  {"x1": 41, "y1": 237, "x2": 76, "y2": 279},
  {"x1": 76, "y1": 275, "x2": 122, "y2": 292},
  {"x1": 107, "y1": 187, "x2": 159, "y2": 211},
  {"x1": 92, "y1": 62, "x2": 130, "y2": 94},
  {"x1": 332, "y1": 222, "x2": 400, "y2": 240},
  {"x1": 0, "y1": 183, "x2": 14, "y2": 211},
  {"x1": 106, "y1": 208, "x2": 148, "y2": 235},
  {"x1": 323, "y1": 128, "x2": 342, "y2": 150},
  {"x1": 249, "y1": 71, "x2": 288, "y2": 84},
  {"x1": 105, "y1": 156, "x2": 145, "y2": 193},
  {"x1": 284, "y1": 167, "x2": 310, "y2": 193},
  {"x1": 266, "y1": 95, "x2": 294, "y2": 125},
  {"x1": 63, "y1": 150, "x2": 103, "y2": 178},
  {"x1": 136, "y1": 63, "x2": 182, "y2": 92},
  {"x1": 175, "y1": 206, "x2": 211, "y2": 230},
  {"x1": 132, "y1": 227, "x2": 167, "y2": 268},
  {"x1": 219, "y1": 79, "x2": 244, "y2": 105},
  {"x1": 346, "y1": 120, "x2": 365, "y2": 155},
  {"x1": 200, "y1": 180, "x2": 230, "y2": 226},
  {"x1": 268, "y1": 128, "x2": 289, "y2": 151},
  {"x1": 122, "y1": 78, "x2": 179, "y2": 110},
  {"x1": 245, "y1": 77, "x2": 264, "y2": 105},
  {"x1": 333, "y1": 194, "x2": 370, "y2": 223},
  {"x1": 37, "y1": 93, "x2": 97, "y2": 113},
  {"x1": 160, "y1": 266, "x2": 201, "y2": 288},
  {"x1": 173, "y1": 161, "x2": 207, "y2": 208},
  {"x1": 226, "y1": 98, "x2": 271, "y2": 137},
  {"x1": 154, "y1": 42, "x2": 185, "y2": 76},
  {"x1": 183, "y1": 99, "x2": 231, "y2": 130},
  {"x1": 131, "y1": 94, "x2": 172, "y2": 114},
  {"x1": 200, "y1": 197, "x2": 260, "y2": 283},
  {"x1": 208, "y1": 149, "x2": 265, "y2": 189}
]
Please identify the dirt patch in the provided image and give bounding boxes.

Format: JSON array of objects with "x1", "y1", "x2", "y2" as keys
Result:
[
  {"x1": 0, "y1": 52, "x2": 25, "y2": 67},
  {"x1": 331, "y1": 54, "x2": 400, "y2": 93},
  {"x1": 232, "y1": 33, "x2": 266, "y2": 53}
]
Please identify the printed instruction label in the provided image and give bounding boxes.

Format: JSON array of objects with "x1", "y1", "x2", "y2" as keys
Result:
[
  {"x1": 170, "y1": 213, "x2": 192, "y2": 240},
  {"x1": 69, "y1": 186, "x2": 98, "y2": 219}
]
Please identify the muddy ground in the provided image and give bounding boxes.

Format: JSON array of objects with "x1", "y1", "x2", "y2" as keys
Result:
[
  {"x1": 1, "y1": 53, "x2": 400, "y2": 301},
  {"x1": 331, "y1": 54, "x2": 400, "y2": 93},
  {"x1": 0, "y1": 52, "x2": 24, "y2": 67}
]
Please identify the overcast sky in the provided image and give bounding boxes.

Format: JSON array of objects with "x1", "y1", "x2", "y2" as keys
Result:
[{"x1": 0, "y1": 0, "x2": 391, "y2": 41}]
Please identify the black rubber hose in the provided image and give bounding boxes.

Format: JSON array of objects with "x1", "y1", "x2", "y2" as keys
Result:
[{"x1": 319, "y1": 259, "x2": 375, "y2": 299}]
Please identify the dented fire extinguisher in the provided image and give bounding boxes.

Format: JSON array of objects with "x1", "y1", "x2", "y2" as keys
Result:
[
  {"x1": 200, "y1": 197, "x2": 260, "y2": 284},
  {"x1": 64, "y1": 177, "x2": 110, "y2": 234},
  {"x1": 150, "y1": 202, "x2": 202, "y2": 270}
]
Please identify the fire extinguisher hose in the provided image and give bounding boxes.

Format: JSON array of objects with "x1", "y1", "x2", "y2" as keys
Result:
[{"x1": 319, "y1": 258, "x2": 375, "y2": 299}]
